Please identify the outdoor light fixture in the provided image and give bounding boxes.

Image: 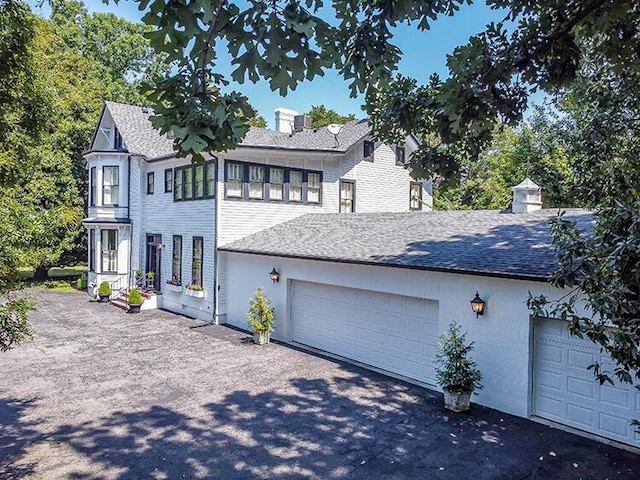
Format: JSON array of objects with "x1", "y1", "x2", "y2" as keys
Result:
[
  {"x1": 470, "y1": 291, "x2": 485, "y2": 317},
  {"x1": 269, "y1": 267, "x2": 280, "y2": 284}
]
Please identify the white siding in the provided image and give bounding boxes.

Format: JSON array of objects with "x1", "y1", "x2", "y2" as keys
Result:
[
  {"x1": 139, "y1": 158, "x2": 216, "y2": 321},
  {"x1": 222, "y1": 251, "x2": 557, "y2": 418}
]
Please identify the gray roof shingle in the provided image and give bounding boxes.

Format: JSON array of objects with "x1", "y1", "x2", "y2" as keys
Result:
[
  {"x1": 218, "y1": 209, "x2": 594, "y2": 281},
  {"x1": 103, "y1": 101, "x2": 370, "y2": 159}
]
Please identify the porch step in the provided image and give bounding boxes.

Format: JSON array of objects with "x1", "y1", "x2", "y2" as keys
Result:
[{"x1": 111, "y1": 295, "x2": 129, "y2": 311}]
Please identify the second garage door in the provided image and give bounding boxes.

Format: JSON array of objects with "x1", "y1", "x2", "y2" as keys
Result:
[
  {"x1": 533, "y1": 317, "x2": 640, "y2": 446},
  {"x1": 291, "y1": 280, "x2": 439, "y2": 385}
]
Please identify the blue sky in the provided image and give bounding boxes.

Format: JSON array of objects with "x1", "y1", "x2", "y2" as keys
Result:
[{"x1": 31, "y1": 0, "x2": 507, "y2": 128}]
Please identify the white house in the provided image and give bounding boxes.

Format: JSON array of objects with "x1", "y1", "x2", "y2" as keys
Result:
[
  {"x1": 218, "y1": 187, "x2": 640, "y2": 449},
  {"x1": 83, "y1": 101, "x2": 432, "y2": 320},
  {"x1": 82, "y1": 102, "x2": 638, "y2": 449}
]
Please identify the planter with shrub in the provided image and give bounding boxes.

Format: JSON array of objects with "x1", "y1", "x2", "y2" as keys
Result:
[
  {"x1": 97, "y1": 281, "x2": 111, "y2": 302},
  {"x1": 128, "y1": 288, "x2": 144, "y2": 313},
  {"x1": 247, "y1": 288, "x2": 275, "y2": 345}
]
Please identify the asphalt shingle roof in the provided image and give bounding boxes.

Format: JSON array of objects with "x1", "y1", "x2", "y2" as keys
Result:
[
  {"x1": 103, "y1": 101, "x2": 370, "y2": 160},
  {"x1": 218, "y1": 209, "x2": 594, "y2": 281}
]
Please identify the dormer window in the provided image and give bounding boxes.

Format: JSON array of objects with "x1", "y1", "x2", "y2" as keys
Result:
[
  {"x1": 114, "y1": 128, "x2": 123, "y2": 150},
  {"x1": 364, "y1": 140, "x2": 374, "y2": 161}
]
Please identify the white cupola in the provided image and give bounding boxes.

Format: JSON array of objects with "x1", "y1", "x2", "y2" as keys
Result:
[{"x1": 511, "y1": 178, "x2": 542, "y2": 213}]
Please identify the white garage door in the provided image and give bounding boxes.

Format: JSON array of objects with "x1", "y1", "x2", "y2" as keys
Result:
[
  {"x1": 533, "y1": 317, "x2": 640, "y2": 446},
  {"x1": 291, "y1": 281, "x2": 439, "y2": 385}
]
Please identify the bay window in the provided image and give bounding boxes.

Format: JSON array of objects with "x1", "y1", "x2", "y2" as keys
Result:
[
  {"x1": 101, "y1": 229, "x2": 117, "y2": 272},
  {"x1": 102, "y1": 166, "x2": 119, "y2": 206}
]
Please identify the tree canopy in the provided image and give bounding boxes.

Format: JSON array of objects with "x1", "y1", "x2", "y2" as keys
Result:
[{"x1": 305, "y1": 105, "x2": 356, "y2": 129}]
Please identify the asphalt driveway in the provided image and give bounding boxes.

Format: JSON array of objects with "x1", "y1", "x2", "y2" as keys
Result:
[{"x1": 1, "y1": 290, "x2": 638, "y2": 479}]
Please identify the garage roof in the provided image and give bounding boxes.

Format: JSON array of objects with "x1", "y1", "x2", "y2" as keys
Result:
[{"x1": 218, "y1": 209, "x2": 593, "y2": 281}]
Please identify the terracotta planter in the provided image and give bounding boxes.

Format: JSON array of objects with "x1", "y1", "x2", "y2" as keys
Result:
[
  {"x1": 128, "y1": 303, "x2": 142, "y2": 314},
  {"x1": 443, "y1": 388, "x2": 472, "y2": 412},
  {"x1": 253, "y1": 331, "x2": 270, "y2": 345}
]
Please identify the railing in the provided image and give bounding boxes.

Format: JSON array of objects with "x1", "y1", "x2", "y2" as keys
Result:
[{"x1": 108, "y1": 274, "x2": 130, "y2": 298}]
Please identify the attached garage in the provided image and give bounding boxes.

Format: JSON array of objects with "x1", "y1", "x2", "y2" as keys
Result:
[
  {"x1": 533, "y1": 317, "x2": 640, "y2": 446},
  {"x1": 290, "y1": 280, "x2": 439, "y2": 385}
]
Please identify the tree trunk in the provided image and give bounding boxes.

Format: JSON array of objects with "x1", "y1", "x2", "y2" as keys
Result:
[{"x1": 33, "y1": 266, "x2": 49, "y2": 281}]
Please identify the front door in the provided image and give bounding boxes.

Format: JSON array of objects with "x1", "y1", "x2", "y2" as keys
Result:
[{"x1": 146, "y1": 234, "x2": 162, "y2": 290}]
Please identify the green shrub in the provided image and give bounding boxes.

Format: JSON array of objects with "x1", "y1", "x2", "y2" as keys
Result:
[
  {"x1": 128, "y1": 288, "x2": 143, "y2": 305},
  {"x1": 77, "y1": 273, "x2": 87, "y2": 289},
  {"x1": 97, "y1": 281, "x2": 111, "y2": 296},
  {"x1": 247, "y1": 288, "x2": 275, "y2": 334},
  {"x1": 435, "y1": 322, "x2": 483, "y2": 393},
  {"x1": 135, "y1": 269, "x2": 142, "y2": 276}
]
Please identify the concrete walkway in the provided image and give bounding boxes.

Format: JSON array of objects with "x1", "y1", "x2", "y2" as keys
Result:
[{"x1": 0, "y1": 289, "x2": 638, "y2": 479}]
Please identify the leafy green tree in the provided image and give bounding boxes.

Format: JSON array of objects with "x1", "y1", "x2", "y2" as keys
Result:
[
  {"x1": 248, "y1": 114, "x2": 267, "y2": 128},
  {"x1": 305, "y1": 105, "x2": 356, "y2": 129}
]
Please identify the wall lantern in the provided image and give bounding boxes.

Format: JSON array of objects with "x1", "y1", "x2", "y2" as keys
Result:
[
  {"x1": 470, "y1": 291, "x2": 485, "y2": 317},
  {"x1": 269, "y1": 267, "x2": 280, "y2": 284}
]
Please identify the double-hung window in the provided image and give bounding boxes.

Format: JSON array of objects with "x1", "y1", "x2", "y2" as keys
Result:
[
  {"x1": 226, "y1": 162, "x2": 243, "y2": 198},
  {"x1": 164, "y1": 169, "x2": 173, "y2": 192},
  {"x1": 364, "y1": 140, "x2": 374, "y2": 161},
  {"x1": 89, "y1": 167, "x2": 96, "y2": 206},
  {"x1": 269, "y1": 168, "x2": 284, "y2": 201},
  {"x1": 307, "y1": 172, "x2": 321, "y2": 203},
  {"x1": 206, "y1": 162, "x2": 216, "y2": 197},
  {"x1": 192, "y1": 237, "x2": 203, "y2": 287},
  {"x1": 89, "y1": 229, "x2": 95, "y2": 271},
  {"x1": 102, "y1": 166, "x2": 119, "y2": 206},
  {"x1": 183, "y1": 165, "x2": 194, "y2": 200},
  {"x1": 172, "y1": 235, "x2": 182, "y2": 284},
  {"x1": 147, "y1": 172, "x2": 154, "y2": 194},
  {"x1": 289, "y1": 170, "x2": 303, "y2": 202},
  {"x1": 340, "y1": 180, "x2": 355, "y2": 212},
  {"x1": 101, "y1": 229, "x2": 117, "y2": 272},
  {"x1": 194, "y1": 164, "x2": 205, "y2": 199},
  {"x1": 410, "y1": 182, "x2": 422, "y2": 211},
  {"x1": 174, "y1": 168, "x2": 183, "y2": 200},
  {"x1": 249, "y1": 165, "x2": 264, "y2": 199},
  {"x1": 114, "y1": 128, "x2": 123, "y2": 150}
]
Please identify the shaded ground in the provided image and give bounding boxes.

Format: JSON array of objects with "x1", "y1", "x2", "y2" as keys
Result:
[{"x1": 0, "y1": 290, "x2": 637, "y2": 479}]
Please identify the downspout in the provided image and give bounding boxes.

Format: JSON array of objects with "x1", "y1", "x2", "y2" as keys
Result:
[
  {"x1": 213, "y1": 158, "x2": 220, "y2": 325},
  {"x1": 127, "y1": 155, "x2": 132, "y2": 289}
]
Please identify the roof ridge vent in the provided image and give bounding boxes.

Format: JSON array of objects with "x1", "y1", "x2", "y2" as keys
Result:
[{"x1": 512, "y1": 178, "x2": 542, "y2": 213}]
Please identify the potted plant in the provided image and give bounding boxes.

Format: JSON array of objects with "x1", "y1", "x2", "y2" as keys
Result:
[
  {"x1": 145, "y1": 271, "x2": 155, "y2": 291},
  {"x1": 185, "y1": 282, "x2": 204, "y2": 298},
  {"x1": 435, "y1": 322, "x2": 483, "y2": 412},
  {"x1": 97, "y1": 281, "x2": 111, "y2": 302},
  {"x1": 127, "y1": 288, "x2": 144, "y2": 313},
  {"x1": 247, "y1": 288, "x2": 275, "y2": 345},
  {"x1": 134, "y1": 269, "x2": 144, "y2": 288}
]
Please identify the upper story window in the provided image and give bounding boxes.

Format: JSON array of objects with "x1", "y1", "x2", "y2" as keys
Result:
[
  {"x1": 249, "y1": 165, "x2": 264, "y2": 199},
  {"x1": 225, "y1": 161, "x2": 322, "y2": 204},
  {"x1": 90, "y1": 167, "x2": 96, "y2": 207},
  {"x1": 173, "y1": 160, "x2": 216, "y2": 202},
  {"x1": 364, "y1": 140, "x2": 374, "y2": 161},
  {"x1": 340, "y1": 180, "x2": 355, "y2": 212},
  {"x1": 114, "y1": 128, "x2": 123, "y2": 150},
  {"x1": 102, "y1": 166, "x2": 119, "y2": 206},
  {"x1": 410, "y1": 182, "x2": 422, "y2": 211},
  {"x1": 147, "y1": 172, "x2": 154, "y2": 194},
  {"x1": 269, "y1": 167, "x2": 284, "y2": 201},
  {"x1": 396, "y1": 146, "x2": 406, "y2": 165},
  {"x1": 226, "y1": 162, "x2": 243, "y2": 198},
  {"x1": 289, "y1": 170, "x2": 303, "y2": 202},
  {"x1": 164, "y1": 169, "x2": 173, "y2": 192},
  {"x1": 307, "y1": 172, "x2": 321, "y2": 204}
]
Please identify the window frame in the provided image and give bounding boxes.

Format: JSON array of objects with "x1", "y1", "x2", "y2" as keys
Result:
[
  {"x1": 89, "y1": 167, "x2": 96, "y2": 207},
  {"x1": 172, "y1": 235, "x2": 182, "y2": 284},
  {"x1": 225, "y1": 161, "x2": 244, "y2": 199},
  {"x1": 102, "y1": 166, "x2": 119, "y2": 206},
  {"x1": 147, "y1": 172, "x2": 154, "y2": 195},
  {"x1": 164, "y1": 169, "x2": 173, "y2": 193},
  {"x1": 267, "y1": 167, "x2": 284, "y2": 202},
  {"x1": 248, "y1": 164, "x2": 265, "y2": 200},
  {"x1": 192, "y1": 236, "x2": 203, "y2": 287},
  {"x1": 288, "y1": 169, "x2": 304, "y2": 203},
  {"x1": 305, "y1": 171, "x2": 322, "y2": 204},
  {"x1": 100, "y1": 229, "x2": 118, "y2": 273},
  {"x1": 396, "y1": 145, "x2": 406, "y2": 166},
  {"x1": 339, "y1": 179, "x2": 356, "y2": 213},
  {"x1": 363, "y1": 140, "x2": 375, "y2": 161},
  {"x1": 89, "y1": 229, "x2": 95, "y2": 272},
  {"x1": 410, "y1": 181, "x2": 423, "y2": 211},
  {"x1": 114, "y1": 128, "x2": 123, "y2": 150},
  {"x1": 173, "y1": 159, "x2": 216, "y2": 202}
]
